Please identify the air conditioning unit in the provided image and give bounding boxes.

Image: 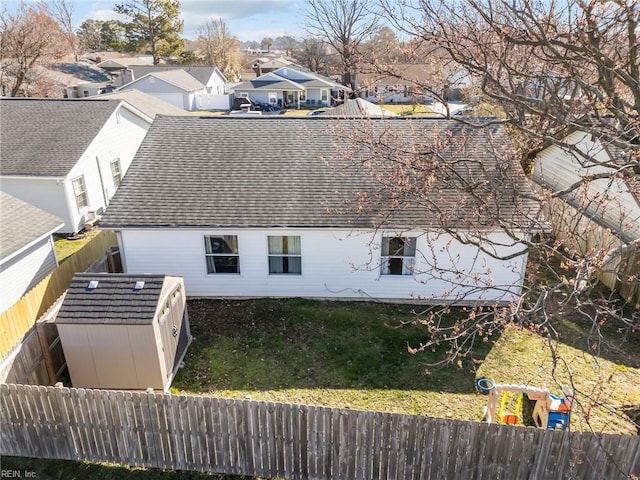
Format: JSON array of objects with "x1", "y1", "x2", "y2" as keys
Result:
[{"x1": 84, "y1": 208, "x2": 103, "y2": 230}]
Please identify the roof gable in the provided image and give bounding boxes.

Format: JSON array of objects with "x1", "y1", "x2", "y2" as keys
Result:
[
  {"x1": 127, "y1": 65, "x2": 226, "y2": 85},
  {"x1": 102, "y1": 117, "x2": 538, "y2": 231},
  {"x1": 122, "y1": 69, "x2": 205, "y2": 92},
  {"x1": 0, "y1": 192, "x2": 63, "y2": 261},
  {"x1": 0, "y1": 99, "x2": 123, "y2": 177}
]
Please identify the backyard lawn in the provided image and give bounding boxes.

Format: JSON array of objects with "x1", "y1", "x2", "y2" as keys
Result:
[
  {"x1": 53, "y1": 230, "x2": 100, "y2": 263},
  {"x1": 173, "y1": 298, "x2": 640, "y2": 435}
]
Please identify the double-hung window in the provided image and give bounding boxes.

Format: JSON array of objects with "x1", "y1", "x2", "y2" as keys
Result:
[
  {"x1": 110, "y1": 159, "x2": 122, "y2": 189},
  {"x1": 205, "y1": 235, "x2": 240, "y2": 274},
  {"x1": 381, "y1": 237, "x2": 416, "y2": 275},
  {"x1": 72, "y1": 175, "x2": 88, "y2": 211},
  {"x1": 268, "y1": 235, "x2": 301, "y2": 274}
]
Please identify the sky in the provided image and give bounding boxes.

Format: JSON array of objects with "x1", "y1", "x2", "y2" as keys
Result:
[{"x1": 3, "y1": 0, "x2": 308, "y2": 42}]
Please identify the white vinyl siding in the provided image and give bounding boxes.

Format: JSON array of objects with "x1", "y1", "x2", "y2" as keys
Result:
[
  {"x1": 0, "y1": 236, "x2": 57, "y2": 314},
  {"x1": 117, "y1": 228, "x2": 528, "y2": 304}
]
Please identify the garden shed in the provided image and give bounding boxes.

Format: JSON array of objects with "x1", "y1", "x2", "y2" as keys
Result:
[{"x1": 55, "y1": 273, "x2": 191, "y2": 392}]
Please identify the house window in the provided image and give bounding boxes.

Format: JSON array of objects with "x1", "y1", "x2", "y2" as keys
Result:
[
  {"x1": 321, "y1": 89, "x2": 328, "y2": 102},
  {"x1": 238, "y1": 92, "x2": 249, "y2": 98},
  {"x1": 268, "y1": 235, "x2": 301, "y2": 274},
  {"x1": 205, "y1": 235, "x2": 240, "y2": 274},
  {"x1": 72, "y1": 175, "x2": 88, "y2": 211},
  {"x1": 300, "y1": 91, "x2": 306, "y2": 101},
  {"x1": 110, "y1": 159, "x2": 122, "y2": 189},
  {"x1": 381, "y1": 237, "x2": 416, "y2": 275},
  {"x1": 268, "y1": 92, "x2": 278, "y2": 104}
]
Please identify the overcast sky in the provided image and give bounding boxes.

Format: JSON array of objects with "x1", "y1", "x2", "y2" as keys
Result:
[{"x1": 5, "y1": 0, "x2": 307, "y2": 42}]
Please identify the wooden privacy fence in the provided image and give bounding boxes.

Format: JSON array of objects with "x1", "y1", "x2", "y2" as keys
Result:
[
  {"x1": 0, "y1": 231, "x2": 117, "y2": 357},
  {"x1": 1, "y1": 384, "x2": 639, "y2": 480}
]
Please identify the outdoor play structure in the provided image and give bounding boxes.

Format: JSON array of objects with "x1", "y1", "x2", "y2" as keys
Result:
[{"x1": 477, "y1": 378, "x2": 573, "y2": 430}]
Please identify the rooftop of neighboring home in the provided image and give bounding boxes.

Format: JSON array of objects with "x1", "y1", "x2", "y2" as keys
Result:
[
  {"x1": 120, "y1": 69, "x2": 205, "y2": 92},
  {"x1": 102, "y1": 116, "x2": 539, "y2": 231},
  {"x1": 318, "y1": 98, "x2": 398, "y2": 117},
  {"x1": 0, "y1": 192, "x2": 64, "y2": 261},
  {"x1": 123, "y1": 65, "x2": 226, "y2": 85},
  {"x1": 0, "y1": 98, "x2": 144, "y2": 177},
  {"x1": 90, "y1": 89, "x2": 189, "y2": 117}
]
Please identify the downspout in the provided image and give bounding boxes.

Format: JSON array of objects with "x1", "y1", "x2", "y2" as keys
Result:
[{"x1": 96, "y1": 156, "x2": 109, "y2": 207}]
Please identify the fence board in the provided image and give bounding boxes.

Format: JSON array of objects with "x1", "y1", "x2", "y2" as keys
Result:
[
  {"x1": 0, "y1": 231, "x2": 117, "y2": 357},
  {"x1": 1, "y1": 384, "x2": 639, "y2": 480}
]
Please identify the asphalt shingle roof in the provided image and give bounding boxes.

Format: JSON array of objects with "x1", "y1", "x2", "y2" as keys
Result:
[
  {"x1": 0, "y1": 192, "x2": 64, "y2": 260},
  {"x1": 129, "y1": 70, "x2": 205, "y2": 92},
  {"x1": 318, "y1": 98, "x2": 397, "y2": 117},
  {"x1": 0, "y1": 98, "x2": 122, "y2": 176},
  {"x1": 56, "y1": 273, "x2": 167, "y2": 324},
  {"x1": 102, "y1": 117, "x2": 539, "y2": 230},
  {"x1": 128, "y1": 65, "x2": 223, "y2": 85},
  {"x1": 91, "y1": 89, "x2": 188, "y2": 117}
]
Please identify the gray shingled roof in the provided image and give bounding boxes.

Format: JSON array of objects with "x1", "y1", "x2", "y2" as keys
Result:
[
  {"x1": 0, "y1": 192, "x2": 64, "y2": 260},
  {"x1": 318, "y1": 98, "x2": 397, "y2": 117},
  {"x1": 56, "y1": 273, "x2": 168, "y2": 324},
  {"x1": 125, "y1": 70, "x2": 205, "y2": 92},
  {"x1": 91, "y1": 89, "x2": 188, "y2": 117},
  {"x1": 128, "y1": 65, "x2": 224, "y2": 85},
  {"x1": 0, "y1": 99, "x2": 122, "y2": 176},
  {"x1": 102, "y1": 117, "x2": 538, "y2": 230}
]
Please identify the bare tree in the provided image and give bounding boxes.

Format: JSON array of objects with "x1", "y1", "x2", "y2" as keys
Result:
[
  {"x1": 303, "y1": 0, "x2": 379, "y2": 90},
  {"x1": 195, "y1": 18, "x2": 242, "y2": 80},
  {"x1": 0, "y1": 3, "x2": 68, "y2": 96},
  {"x1": 47, "y1": 0, "x2": 79, "y2": 61},
  {"x1": 325, "y1": 0, "x2": 640, "y2": 448},
  {"x1": 299, "y1": 37, "x2": 330, "y2": 74}
]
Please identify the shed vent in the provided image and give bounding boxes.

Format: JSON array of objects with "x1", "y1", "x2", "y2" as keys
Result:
[
  {"x1": 87, "y1": 280, "x2": 99, "y2": 290},
  {"x1": 134, "y1": 281, "x2": 145, "y2": 290}
]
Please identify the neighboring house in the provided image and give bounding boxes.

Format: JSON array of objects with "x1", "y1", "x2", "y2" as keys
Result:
[
  {"x1": 0, "y1": 192, "x2": 64, "y2": 314},
  {"x1": 118, "y1": 69, "x2": 230, "y2": 111},
  {"x1": 0, "y1": 98, "x2": 153, "y2": 234},
  {"x1": 89, "y1": 89, "x2": 190, "y2": 117},
  {"x1": 101, "y1": 117, "x2": 538, "y2": 304},
  {"x1": 96, "y1": 56, "x2": 155, "y2": 72},
  {"x1": 230, "y1": 66, "x2": 349, "y2": 108},
  {"x1": 317, "y1": 98, "x2": 398, "y2": 117},
  {"x1": 118, "y1": 65, "x2": 227, "y2": 95},
  {"x1": 533, "y1": 131, "x2": 640, "y2": 307},
  {"x1": 358, "y1": 63, "x2": 464, "y2": 104}
]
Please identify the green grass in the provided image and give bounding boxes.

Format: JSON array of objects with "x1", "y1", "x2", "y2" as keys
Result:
[
  {"x1": 174, "y1": 298, "x2": 494, "y2": 420},
  {"x1": 174, "y1": 298, "x2": 639, "y2": 434},
  {"x1": 53, "y1": 230, "x2": 100, "y2": 263}
]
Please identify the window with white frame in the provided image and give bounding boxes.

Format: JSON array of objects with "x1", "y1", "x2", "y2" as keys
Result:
[
  {"x1": 321, "y1": 89, "x2": 328, "y2": 102},
  {"x1": 204, "y1": 235, "x2": 240, "y2": 274},
  {"x1": 268, "y1": 92, "x2": 278, "y2": 104},
  {"x1": 381, "y1": 237, "x2": 416, "y2": 275},
  {"x1": 72, "y1": 175, "x2": 88, "y2": 211},
  {"x1": 110, "y1": 159, "x2": 122, "y2": 189},
  {"x1": 300, "y1": 90, "x2": 306, "y2": 101},
  {"x1": 268, "y1": 235, "x2": 301, "y2": 274}
]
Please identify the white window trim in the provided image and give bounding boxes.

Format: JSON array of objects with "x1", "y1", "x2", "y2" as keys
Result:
[
  {"x1": 381, "y1": 236, "x2": 416, "y2": 276},
  {"x1": 268, "y1": 235, "x2": 302, "y2": 275},
  {"x1": 204, "y1": 235, "x2": 240, "y2": 274},
  {"x1": 110, "y1": 158, "x2": 122, "y2": 189},
  {"x1": 71, "y1": 175, "x2": 88, "y2": 213}
]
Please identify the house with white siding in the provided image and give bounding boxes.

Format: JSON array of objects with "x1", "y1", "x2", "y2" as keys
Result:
[
  {"x1": 0, "y1": 98, "x2": 152, "y2": 234},
  {"x1": 230, "y1": 67, "x2": 348, "y2": 108},
  {"x1": 118, "y1": 68, "x2": 230, "y2": 111},
  {"x1": 101, "y1": 117, "x2": 539, "y2": 304},
  {"x1": 533, "y1": 131, "x2": 640, "y2": 307},
  {"x1": 0, "y1": 192, "x2": 64, "y2": 314}
]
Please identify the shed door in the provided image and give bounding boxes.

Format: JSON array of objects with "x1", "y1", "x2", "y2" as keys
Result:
[{"x1": 158, "y1": 302, "x2": 179, "y2": 378}]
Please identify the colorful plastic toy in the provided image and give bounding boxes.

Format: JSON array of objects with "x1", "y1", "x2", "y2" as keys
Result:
[{"x1": 477, "y1": 378, "x2": 573, "y2": 430}]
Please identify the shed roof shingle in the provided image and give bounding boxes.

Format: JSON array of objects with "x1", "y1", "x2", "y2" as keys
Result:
[
  {"x1": 102, "y1": 117, "x2": 539, "y2": 230},
  {"x1": 0, "y1": 192, "x2": 64, "y2": 260},
  {"x1": 56, "y1": 273, "x2": 168, "y2": 324},
  {"x1": 0, "y1": 99, "x2": 122, "y2": 177}
]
